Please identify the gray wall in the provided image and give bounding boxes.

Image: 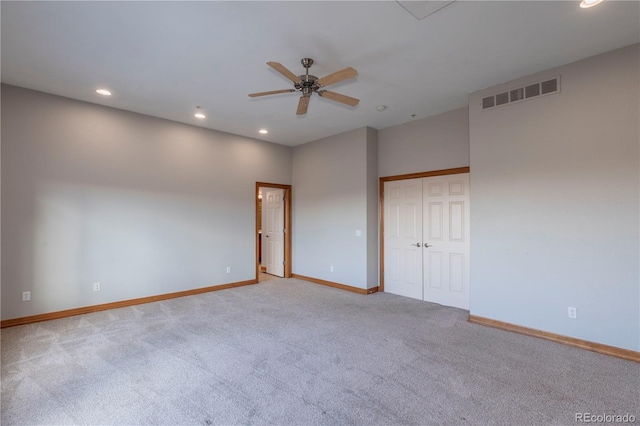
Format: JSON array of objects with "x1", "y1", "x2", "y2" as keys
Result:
[
  {"x1": 366, "y1": 127, "x2": 379, "y2": 288},
  {"x1": 469, "y1": 44, "x2": 639, "y2": 351},
  {"x1": 292, "y1": 127, "x2": 378, "y2": 289},
  {"x1": 1, "y1": 85, "x2": 292, "y2": 320},
  {"x1": 378, "y1": 107, "x2": 469, "y2": 177}
]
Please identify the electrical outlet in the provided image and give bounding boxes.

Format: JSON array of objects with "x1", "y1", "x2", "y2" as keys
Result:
[
  {"x1": 226, "y1": 266, "x2": 231, "y2": 274},
  {"x1": 22, "y1": 291, "x2": 31, "y2": 301},
  {"x1": 330, "y1": 265, "x2": 334, "y2": 272},
  {"x1": 93, "y1": 282, "x2": 100, "y2": 292},
  {"x1": 568, "y1": 307, "x2": 577, "y2": 319},
  {"x1": 355, "y1": 230, "x2": 361, "y2": 237}
]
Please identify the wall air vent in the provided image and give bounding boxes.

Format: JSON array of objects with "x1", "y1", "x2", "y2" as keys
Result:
[{"x1": 482, "y1": 76, "x2": 560, "y2": 111}]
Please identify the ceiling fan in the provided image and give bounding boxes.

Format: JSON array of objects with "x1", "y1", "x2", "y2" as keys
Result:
[{"x1": 248, "y1": 58, "x2": 359, "y2": 115}]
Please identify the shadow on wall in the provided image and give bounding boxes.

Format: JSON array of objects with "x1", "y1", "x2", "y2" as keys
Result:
[{"x1": 3, "y1": 180, "x2": 254, "y2": 320}]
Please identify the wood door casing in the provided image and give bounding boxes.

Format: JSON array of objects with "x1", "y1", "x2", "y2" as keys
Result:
[{"x1": 255, "y1": 182, "x2": 292, "y2": 280}]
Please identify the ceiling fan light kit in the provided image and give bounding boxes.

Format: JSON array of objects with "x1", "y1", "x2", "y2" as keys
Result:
[{"x1": 249, "y1": 58, "x2": 359, "y2": 115}]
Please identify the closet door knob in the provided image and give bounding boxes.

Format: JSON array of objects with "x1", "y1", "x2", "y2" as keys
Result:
[{"x1": 411, "y1": 243, "x2": 421, "y2": 247}]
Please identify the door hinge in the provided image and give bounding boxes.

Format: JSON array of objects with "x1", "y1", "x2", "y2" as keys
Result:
[
  {"x1": 283, "y1": 228, "x2": 286, "y2": 234},
  {"x1": 283, "y1": 260, "x2": 286, "y2": 265}
]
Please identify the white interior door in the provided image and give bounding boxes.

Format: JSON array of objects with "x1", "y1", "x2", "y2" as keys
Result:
[
  {"x1": 265, "y1": 188, "x2": 285, "y2": 277},
  {"x1": 383, "y1": 173, "x2": 470, "y2": 309},
  {"x1": 422, "y1": 174, "x2": 470, "y2": 310},
  {"x1": 384, "y1": 178, "x2": 423, "y2": 300}
]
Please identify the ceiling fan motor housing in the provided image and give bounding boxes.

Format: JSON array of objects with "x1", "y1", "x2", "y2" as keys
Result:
[
  {"x1": 296, "y1": 76, "x2": 319, "y2": 94},
  {"x1": 296, "y1": 58, "x2": 320, "y2": 95}
]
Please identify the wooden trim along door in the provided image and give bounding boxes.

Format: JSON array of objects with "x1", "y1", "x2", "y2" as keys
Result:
[
  {"x1": 256, "y1": 182, "x2": 292, "y2": 280},
  {"x1": 379, "y1": 167, "x2": 469, "y2": 292}
]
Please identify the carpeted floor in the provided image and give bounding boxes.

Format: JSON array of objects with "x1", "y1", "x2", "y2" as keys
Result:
[
  {"x1": 258, "y1": 271, "x2": 278, "y2": 282},
  {"x1": 1, "y1": 278, "x2": 638, "y2": 425}
]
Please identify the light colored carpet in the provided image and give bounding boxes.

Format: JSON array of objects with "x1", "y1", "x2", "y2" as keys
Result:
[
  {"x1": 2, "y1": 278, "x2": 638, "y2": 425},
  {"x1": 258, "y1": 272, "x2": 278, "y2": 282}
]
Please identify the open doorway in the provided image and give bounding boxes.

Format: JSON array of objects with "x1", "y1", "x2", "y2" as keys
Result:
[{"x1": 256, "y1": 182, "x2": 292, "y2": 282}]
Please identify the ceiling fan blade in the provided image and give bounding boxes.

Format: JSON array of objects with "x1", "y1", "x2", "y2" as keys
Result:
[
  {"x1": 248, "y1": 89, "x2": 295, "y2": 98},
  {"x1": 316, "y1": 67, "x2": 358, "y2": 87},
  {"x1": 318, "y1": 90, "x2": 360, "y2": 107},
  {"x1": 296, "y1": 96, "x2": 310, "y2": 115},
  {"x1": 267, "y1": 62, "x2": 302, "y2": 84}
]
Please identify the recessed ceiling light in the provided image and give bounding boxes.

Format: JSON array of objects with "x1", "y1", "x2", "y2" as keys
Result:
[
  {"x1": 259, "y1": 129, "x2": 268, "y2": 134},
  {"x1": 376, "y1": 105, "x2": 387, "y2": 112},
  {"x1": 580, "y1": 0, "x2": 603, "y2": 8},
  {"x1": 96, "y1": 89, "x2": 111, "y2": 96},
  {"x1": 194, "y1": 106, "x2": 206, "y2": 119}
]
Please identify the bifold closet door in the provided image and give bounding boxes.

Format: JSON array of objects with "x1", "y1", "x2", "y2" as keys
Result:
[{"x1": 384, "y1": 174, "x2": 470, "y2": 309}]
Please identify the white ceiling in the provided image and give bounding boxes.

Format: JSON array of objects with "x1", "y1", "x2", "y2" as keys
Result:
[{"x1": 2, "y1": 1, "x2": 639, "y2": 146}]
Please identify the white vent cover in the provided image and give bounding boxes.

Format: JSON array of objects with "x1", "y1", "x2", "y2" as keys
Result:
[{"x1": 482, "y1": 76, "x2": 560, "y2": 111}]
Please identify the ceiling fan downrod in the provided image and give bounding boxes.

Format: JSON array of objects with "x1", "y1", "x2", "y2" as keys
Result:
[{"x1": 296, "y1": 58, "x2": 319, "y2": 96}]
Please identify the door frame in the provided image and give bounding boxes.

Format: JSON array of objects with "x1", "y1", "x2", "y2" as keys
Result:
[
  {"x1": 256, "y1": 182, "x2": 292, "y2": 280},
  {"x1": 379, "y1": 167, "x2": 469, "y2": 292}
]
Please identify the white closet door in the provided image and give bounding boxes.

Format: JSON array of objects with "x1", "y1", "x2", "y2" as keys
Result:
[
  {"x1": 422, "y1": 174, "x2": 470, "y2": 309},
  {"x1": 384, "y1": 178, "x2": 423, "y2": 300}
]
